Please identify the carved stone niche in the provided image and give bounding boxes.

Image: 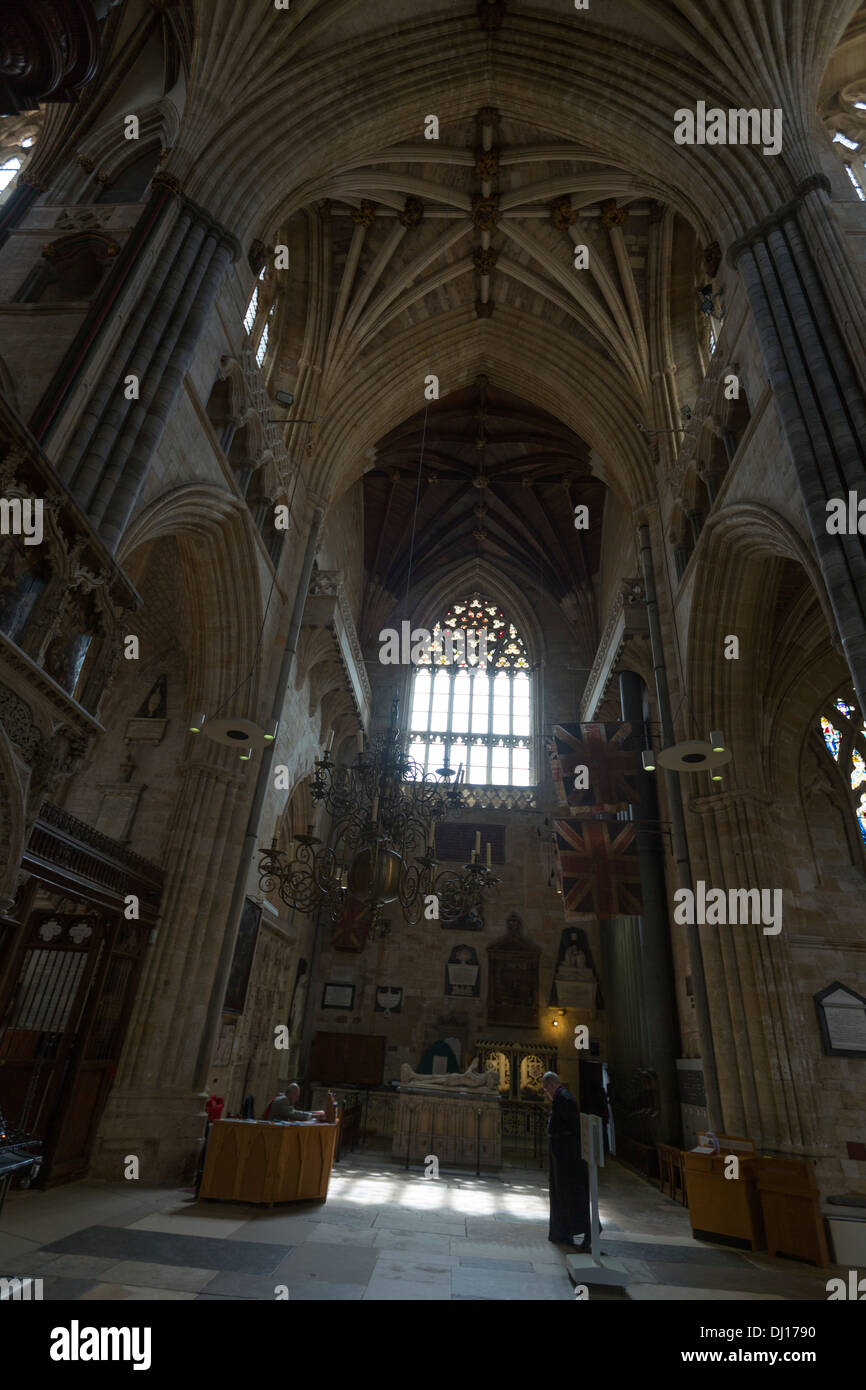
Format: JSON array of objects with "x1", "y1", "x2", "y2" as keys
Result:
[{"x1": 486, "y1": 913, "x2": 541, "y2": 1028}]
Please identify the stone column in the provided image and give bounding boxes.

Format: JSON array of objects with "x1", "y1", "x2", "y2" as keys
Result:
[
  {"x1": 729, "y1": 175, "x2": 866, "y2": 716},
  {"x1": 98, "y1": 228, "x2": 237, "y2": 551},
  {"x1": 618, "y1": 669, "x2": 682, "y2": 1145},
  {"x1": 56, "y1": 181, "x2": 239, "y2": 552},
  {"x1": 62, "y1": 201, "x2": 198, "y2": 499},
  {"x1": 687, "y1": 789, "x2": 821, "y2": 1156},
  {"x1": 92, "y1": 750, "x2": 250, "y2": 1183}
]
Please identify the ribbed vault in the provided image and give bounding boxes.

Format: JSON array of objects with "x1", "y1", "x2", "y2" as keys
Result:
[
  {"x1": 175, "y1": 0, "x2": 859, "y2": 245},
  {"x1": 360, "y1": 377, "x2": 603, "y2": 653}
]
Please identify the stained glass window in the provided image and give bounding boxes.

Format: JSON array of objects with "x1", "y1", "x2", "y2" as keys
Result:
[
  {"x1": 817, "y1": 694, "x2": 866, "y2": 847},
  {"x1": 821, "y1": 716, "x2": 842, "y2": 760},
  {"x1": 408, "y1": 594, "x2": 532, "y2": 786}
]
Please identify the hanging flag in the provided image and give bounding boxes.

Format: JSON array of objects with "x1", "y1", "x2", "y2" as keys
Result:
[
  {"x1": 331, "y1": 895, "x2": 373, "y2": 952},
  {"x1": 554, "y1": 818, "x2": 643, "y2": 918},
  {"x1": 550, "y1": 722, "x2": 639, "y2": 815}
]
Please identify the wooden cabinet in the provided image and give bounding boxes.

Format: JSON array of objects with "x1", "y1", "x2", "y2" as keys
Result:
[
  {"x1": 683, "y1": 1151, "x2": 765, "y2": 1250},
  {"x1": 199, "y1": 1120, "x2": 338, "y2": 1205}
]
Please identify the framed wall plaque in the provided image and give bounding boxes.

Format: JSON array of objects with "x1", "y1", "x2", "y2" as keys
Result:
[
  {"x1": 322, "y1": 982, "x2": 355, "y2": 1010},
  {"x1": 815, "y1": 982, "x2": 866, "y2": 1058}
]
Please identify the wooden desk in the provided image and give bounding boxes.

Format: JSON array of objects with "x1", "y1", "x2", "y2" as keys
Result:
[
  {"x1": 683, "y1": 1151, "x2": 765, "y2": 1250},
  {"x1": 199, "y1": 1121, "x2": 338, "y2": 1205},
  {"x1": 756, "y1": 1156, "x2": 829, "y2": 1267}
]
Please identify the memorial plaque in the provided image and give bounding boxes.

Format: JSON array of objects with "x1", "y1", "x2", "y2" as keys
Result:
[
  {"x1": 676, "y1": 1058, "x2": 706, "y2": 1107},
  {"x1": 815, "y1": 982, "x2": 866, "y2": 1057},
  {"x1": 322, "y1": 982, "x2": 355, "y2": 1010},
  {"x1": 445, "y1": 944, "x2": 480, "y2": 998}
]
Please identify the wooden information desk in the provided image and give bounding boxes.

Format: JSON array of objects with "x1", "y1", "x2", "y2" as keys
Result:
[
  {"x1": 199, "y1": 1120, "x2": 338, "y2": 1206},
  {"x1": 683, "y1": 1150, "x2": 765, "y2": 1250}
]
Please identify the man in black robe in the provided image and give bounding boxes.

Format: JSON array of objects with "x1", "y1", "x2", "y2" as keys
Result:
[{"x1": 542, "y1": 1070, "x2": 592, "y2": 1249}]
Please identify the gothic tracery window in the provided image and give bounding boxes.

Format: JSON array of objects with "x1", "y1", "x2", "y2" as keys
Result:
[
  {"x1": 243, "y1": 268, "x2": 263, "y2": 334},
  {"x1": 407, "y1": 594, "x2": 532, "y2": 786},
  {"x1": 818, "y1": 693, "x2": 866, "y2": 846}
]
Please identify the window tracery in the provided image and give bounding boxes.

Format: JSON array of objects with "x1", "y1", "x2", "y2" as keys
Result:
[{"x1": 407, "y1": 595, "x2": 532, "y2": 787}]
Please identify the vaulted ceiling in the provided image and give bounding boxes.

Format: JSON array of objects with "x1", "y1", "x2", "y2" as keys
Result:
[
  {"x1": 299, "y1": 106, "x2": 675, "y2": 409},
  {"x1": 270, "y1": 104, "x2": 707, "y2": 511},
  {"x1": 359, "y1": 377, "x2": 605, "y2": 646}
]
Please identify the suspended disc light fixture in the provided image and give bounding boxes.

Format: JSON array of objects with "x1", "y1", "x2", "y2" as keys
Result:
[{"x1": 643, "y1": 729, "x2": 731, "y2": 783}]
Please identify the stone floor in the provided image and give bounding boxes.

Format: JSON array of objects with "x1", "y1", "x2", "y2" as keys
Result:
[{"x1": 0, "y1": 1155, "x2": 842, "y2": 1301}]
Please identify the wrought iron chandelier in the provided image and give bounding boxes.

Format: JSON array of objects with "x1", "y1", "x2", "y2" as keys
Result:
[{"x1": 258, "y1": 696, "x2": 501, "y2": 931}]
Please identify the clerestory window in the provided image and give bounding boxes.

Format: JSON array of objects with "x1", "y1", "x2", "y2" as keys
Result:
[
  {"x1": 407, "y1": 594, "x2": 533, "y2": 786},
  {"x1": 243, "y1": 266, "x2": 264, "y2": 334}
]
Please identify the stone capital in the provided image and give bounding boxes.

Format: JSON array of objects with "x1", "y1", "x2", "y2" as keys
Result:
[{"x1": 726, "y1": 174, "x2": 831, "y2": 267}]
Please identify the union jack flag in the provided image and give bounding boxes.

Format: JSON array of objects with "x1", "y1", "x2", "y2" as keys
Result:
[
  {"x1": 554, "y1": 818, "x2": 643, "y2": 918},
  {"x1": 550, "y1": 722, "x2": 639, "y2": 815}
]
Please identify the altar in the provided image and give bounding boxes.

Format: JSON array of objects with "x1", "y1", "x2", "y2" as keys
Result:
[{"x1": 392, "y1": 1062, "x2": 502, "y2": 1169}]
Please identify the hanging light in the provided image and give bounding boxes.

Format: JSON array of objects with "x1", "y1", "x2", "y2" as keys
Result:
[
  {"x1": 710, "y1": 730, "x2": 726, "y2": 752},
  {"x1": 258, "y1": 693, "x2": 500, "y2": 931},
  {"x1": 657, "y1": 738, "x2": 731, "y2": 773},
  {"x1": 641, "y1": 748, "x2": 656, "y2": 772},
  {"x1": 189, "y1": 711, "x2": 206, "y2": 733}
]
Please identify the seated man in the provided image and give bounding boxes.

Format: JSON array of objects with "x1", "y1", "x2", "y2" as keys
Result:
[{"x1": 267, "y1": 1082, "x2": 326, "y2": 1123}]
